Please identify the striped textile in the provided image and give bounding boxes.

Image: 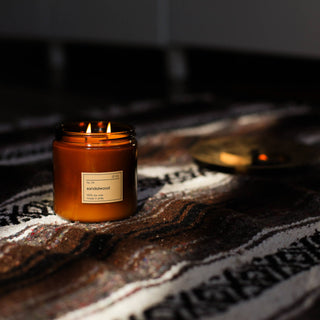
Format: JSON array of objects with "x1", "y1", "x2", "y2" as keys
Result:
[{"x1": 0, "y1": 95, "x2": 320, "y2": 320}]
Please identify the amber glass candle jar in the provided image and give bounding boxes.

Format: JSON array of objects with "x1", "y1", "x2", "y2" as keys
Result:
[{"x1": 53, "y1": 121, "x2": 137, "y2": 222}]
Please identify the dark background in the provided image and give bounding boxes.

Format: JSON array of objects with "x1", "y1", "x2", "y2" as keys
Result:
[{"x1": 1, "y1": 1, "x2": 320, "y2": 120}]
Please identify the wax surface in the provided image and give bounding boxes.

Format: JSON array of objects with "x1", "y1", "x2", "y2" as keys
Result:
[{"x1": 53, "y1": 141, "x2": 137, "y2": 222}]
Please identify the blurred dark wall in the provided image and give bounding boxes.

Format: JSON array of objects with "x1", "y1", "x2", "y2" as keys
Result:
[
  {"x1": 1, "y1": 39, "x2": 320, "y2": 100},
  {"x1": 1, "y1": 1, "x2": 320, "y2": 119}
]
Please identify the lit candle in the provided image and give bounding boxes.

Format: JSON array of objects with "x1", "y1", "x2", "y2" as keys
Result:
[{"x1": 53, "y1": 121, "x2": 137, "y2": 222}]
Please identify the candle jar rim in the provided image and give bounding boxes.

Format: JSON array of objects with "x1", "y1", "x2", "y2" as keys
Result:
[{"x1": 55, "y1": 121, "x2": 135, "y2": 139}]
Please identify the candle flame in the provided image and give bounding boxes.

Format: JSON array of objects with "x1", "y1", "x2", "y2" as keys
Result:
[
  {"x1": 106, "y1": 122, "x2": 111, "y2": 134},
  {"x1": 258, "y1": 153, "x2": 268, "y2": 161},
  {"x1": 86, "y1": 123, "x2": 92, "y2": 134}
]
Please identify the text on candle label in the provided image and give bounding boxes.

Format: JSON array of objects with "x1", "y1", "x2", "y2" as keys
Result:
[{"x1": 81, "y1": 171, "x2": 123, "y2": 204}]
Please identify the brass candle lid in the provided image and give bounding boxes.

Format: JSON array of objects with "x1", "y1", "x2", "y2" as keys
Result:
[{"x1": 190, "y1": 135, "x2": 318, "y2": 172}]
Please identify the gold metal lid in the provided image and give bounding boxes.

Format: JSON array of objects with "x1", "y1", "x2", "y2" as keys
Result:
[{"x1": 190, "y1": 135, "x2": 319, "y2": 173}]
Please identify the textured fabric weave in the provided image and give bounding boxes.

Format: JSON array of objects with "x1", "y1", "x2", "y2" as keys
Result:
[{"x1": 0, "y1": 95, "x2": 320, "y2": 320}]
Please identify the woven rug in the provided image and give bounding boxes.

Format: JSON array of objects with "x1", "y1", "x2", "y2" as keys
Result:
[{"x1": 1, "y1": 94, "x2": 320, "y2": 320}]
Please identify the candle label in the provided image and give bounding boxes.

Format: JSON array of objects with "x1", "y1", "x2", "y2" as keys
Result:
[{"x1": 81, "y1": 171, "x2": 123, "y2": 204}]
